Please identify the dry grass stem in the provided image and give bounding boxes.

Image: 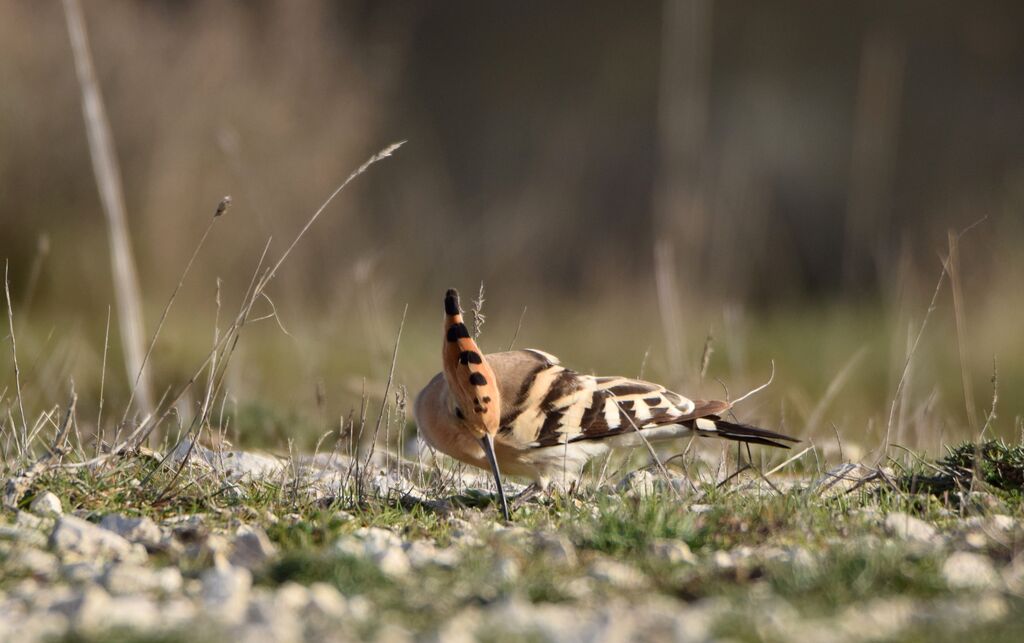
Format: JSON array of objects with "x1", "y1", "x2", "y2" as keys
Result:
[
  {"x1": 4, "y1": 261, "x2": 28, "y2": 452},
  {"x1": 63, "y1": 0, "x2": 153, "y2": 419}
]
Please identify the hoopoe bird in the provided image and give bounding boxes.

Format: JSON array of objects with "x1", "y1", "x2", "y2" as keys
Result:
[{"x1": 415, "y1": 289, "x2": 798, "y2": 520}]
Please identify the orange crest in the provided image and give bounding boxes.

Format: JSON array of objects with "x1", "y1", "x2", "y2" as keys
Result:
[{"x1": 441, "y1": 289, "x2": 502, "y2": 438}]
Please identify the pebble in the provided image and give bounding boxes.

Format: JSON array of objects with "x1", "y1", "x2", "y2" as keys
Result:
[
  {"x1": 99, "y1": 514, "x2": 165, "y2": 550},
  {"x1": 201, "y1": 555, "x2": 253, "y2": 624},
  {"x1": 29, "y1": 492, "x2": 63, "y2": 517},
  {"x1": 339, "y1": 527, "x2": 412, "y2": 577},
  {"x1": 50, "y1": 515, "x2": 147, "y2": 562},
  {"x1": 230, "y1": 525, "x2": 278, "y2": 570},
  {"x1": 588, "y1": 559, "x2": 646, "y2": 588},
  {"x1": 649, "y1": 538, "x2": 696, "y2": 564},
  {"x1": 307, "y1": 582, "x2": 348, "y2": 620},
  {"x1": 942, "y1": 551, "x2": 1001, "y2": 590},
  {"x1": 404, "y1": 540, "x2": 460, "y2": 569},
  {"x1": 883, "y1": 512, "x2": 939, "y2": 546},
  {"x1": 616, "y1": 469, "x2": 659, "y2": 496},
  {"x1": 533, "y1": 532, "x2": 577, "y2": 567},
  {"x1": 103, "y1": 562, "x2": 182, "y2": 596}
]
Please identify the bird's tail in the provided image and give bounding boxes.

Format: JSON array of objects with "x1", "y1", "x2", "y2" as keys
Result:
[{"x1": 689, "y1": 416, "x2": 798, "y2": 449}]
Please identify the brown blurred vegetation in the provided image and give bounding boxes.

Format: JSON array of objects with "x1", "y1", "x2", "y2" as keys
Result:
[{"x1": 2, "y1": 1, "x2": 1023, "y2": 454}]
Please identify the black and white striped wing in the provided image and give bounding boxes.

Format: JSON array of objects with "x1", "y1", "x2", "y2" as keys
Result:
[{"x1": 497, "y1": 352, "x2": 718, "y2": 447}]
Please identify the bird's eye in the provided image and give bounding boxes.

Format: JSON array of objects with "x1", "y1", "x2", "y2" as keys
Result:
[{"x1": 455, "y1": 407, "x2": 465, "y2": 420}]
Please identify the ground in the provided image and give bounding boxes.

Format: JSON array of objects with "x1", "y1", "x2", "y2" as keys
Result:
[{"x1": 1, "y1": 439, "x2": 1023, "y2": 642}]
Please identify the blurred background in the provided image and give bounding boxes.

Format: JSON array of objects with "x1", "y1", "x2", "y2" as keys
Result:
[{"x1": 2, "y1": 1, "x2": 1023, "y2": 457}]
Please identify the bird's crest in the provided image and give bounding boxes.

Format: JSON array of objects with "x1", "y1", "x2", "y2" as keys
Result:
[{"x1": 441, "y1": 289, "x2": 502, "y2": 439}]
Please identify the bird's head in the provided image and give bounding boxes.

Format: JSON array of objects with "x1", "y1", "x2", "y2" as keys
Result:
[{"x1": 440, "y1": 288, "x2": 510, "y2": 520}]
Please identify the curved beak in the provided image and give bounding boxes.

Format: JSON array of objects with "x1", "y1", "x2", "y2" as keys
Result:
[{"x1": 479, "y1": 434, "x2": 511, "y2": 521}]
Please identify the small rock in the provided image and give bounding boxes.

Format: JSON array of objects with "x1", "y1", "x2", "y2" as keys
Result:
[
  {"x1": 160, "y1": 597, "x2": 199, "y2": 627},
  {"x1": 359, "y1": 528, "x2": 411, "y2": 577},
  {"x1": 274, "y1": 582, "x2": 310, "y2": 613},
  {"x1": 649, "y1": 539, "x2": 696, "y2": 564},
  {"x1": 1002, "y1": 554, "x2": 1024, "y2": 594},
  {"x1": 942, "y1": 551, "x2": 1001, "y2": 590},
  {"x1": 52, "y1": 585, "x2": 112, "y2": 631},
  {"x1": 104, "y1": 595, "x2": 161, "y2": 631},
  {"x1": 61, "y1": 560, "x2": 105, "y2": 584},
  {"x1": 230, "y1": 525, "x2": 278, "y2": 570},
  {"x1": 201, "y1": 554, "x2": 253, "y2": 624},
  {"x1": 492, "y1": 556, "x2": 520, "y2": 583},
  {"x1": 166, "y1": 513, "x2": 207, "y2": 538},
  {"x1": 588, "y1": 559, "x2": 646, "y2": 588},
  {"x1": 965, "y1": 531, "x2": 988, "y2": 549},
  {"x1": 990, "y1": 515, "x2": 1016, "y2": 532},
  {"x1": 6, "y1": 547, "x2": 59, "y2": 579},
  {"x1": 711, "y1": 550, "x2": 735, "y2": 569},
  {"x1": 29, "y1": 492, "x2": 63, "y2": 517},
  {"x1": 616, "y1": 470, "x2": 659, "y2": 496},
  {"x1": 337, "y1": 527, "x2": 412, "y2": 577},
  {"x1": 50, "y1": 515, "x2": 146, "y2": 562},
  {"x1": 884, "y1": 512, "x2": 938, "y2": 545},
  {"x1": 244, "y1": 587, "x2": 302, "y2": 643},
  {"x1": 16, "y1": 510, "x2": 54, "y2": 533},
  {"x1": 405, "y1": 540, "x2": 460, "y2": 569},
  {"x1": 492, "y1": 525, "x2": 531, "y2": 547},
  {"x1": 449, "y1": 518, "x2": 480, "y2": 546},
  {"x1": 0, "y1": 520, "x2": 48, "y2": 548},
  {"x1": 811, "y1": 463, "x2": 882, "y2": 496},
  {"x1": 99, "y1": 514, "x2": 164, "y2": 549},
  {"x1": 103, "y1": 563, "x2": 182, "y2": 595},
  {"x1": 533, "y1": 532, "x2": 577, "y2": 566},
  {"x1": 307, "y1": 582, "x2": 348, "y2": 619},
  {"x1": 331, "y1": 510, "x2": 354, "y2": 523}
]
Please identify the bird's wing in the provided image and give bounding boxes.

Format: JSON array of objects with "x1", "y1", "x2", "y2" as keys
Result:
[{"x1": 495, "y1": 350, "x2": 728, "y2": 447}]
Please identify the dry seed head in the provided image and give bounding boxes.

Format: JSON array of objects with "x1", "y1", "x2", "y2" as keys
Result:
[{"x1": 215, "y1": 195, "x2": 232, "y2": 217}]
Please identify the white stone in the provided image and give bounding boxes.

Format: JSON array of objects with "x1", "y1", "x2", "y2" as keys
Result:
[
  {"x1": 811, "y1": 463, "x2": 882, "y2": 496},
  {"x1": 230, "y1": 525, "x2": 278, "y2": 570},
  {"x1": 105, "y1": 595, "x2": 161, "y2": 631},
  {"x1": 201, "y1": 554, "x2": 253, "y2": 624},
  {"x1": 965, "y1": 531, "x2": 988, "y2": 549},
  {"x1": 1, "y1": 519, "x2": 48, "y2": 549},
  {"x1": 7, "y1": 547, "x2": 59, "y2": 579},
  {"x1": 275, "y1": 582, "x2": 310, "y2": 613},
  {"x1": 492, "y1": 556, "x2": 520, "y2": 583},
  {"x1": 884, "y1": 512, "x2": 938, "y2": 545},
  {"x1": 29, "y1": 492, "x2": 63, "y2": 517},
  {"x1": 405, "y1": 540, "x2": 460, "y2": 569},
  {"x1": 351, "y1": 527, "x2": 411, "y2": 577},
  {"x1": 99, "y1": 514, "x2": 165, "y2": 549},
  {"x1": 307, "y1": 582, "x2": 348, "y2": 619},
  {"x1": 244, "y1": 587, "x2": 301, "y2": 643},
  {"x1": 61, "y1": 560, "x2": 105, "y2": 584},
  {"x1": 711, "y1": 550, "x2": 734, "y2": 569},
  {"x1": 170, "y1": 439, "x2": 287, "y2": 480},
  {"x1": 616, "y1": 469, "x2": 659, "y2": 496},
  {"x1": 50, "y1": 515, "x2": 146, "y2": 562},
  {"x1": 16, "y1": 510, "x2": 54, "y2": 533},
  {"x1": 102, "y1": 562, "x2": 183, "y2": 596},
  {"x1": 63, "y1": 586, "x2": 112, "y2": 631},
  {"x1": 588, "y1": 559, "x2": 646, "y2": 588},
  {"x1": 990, "y1": 514, "x2": 1016, "y2": 532},
  {"x1": 943, "y1": 551, "x2": 1001, "y2": 590},
  {"x1": 649, "y1": 539, "x2": 696, "y2": 564},
  {"x1": 533, "y1": 532, "x2": 577, "y2": 566}
]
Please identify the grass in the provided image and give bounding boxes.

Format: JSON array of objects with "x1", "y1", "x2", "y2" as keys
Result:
[{"x1": 2, "y1": 441, "x2": 1023, "y2": 640}]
